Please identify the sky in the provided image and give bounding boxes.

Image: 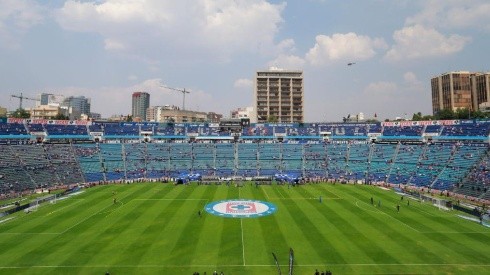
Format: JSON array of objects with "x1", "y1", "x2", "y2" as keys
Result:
[{"x1": 0, "y1": 0, "x2": 489, "y2": 122}]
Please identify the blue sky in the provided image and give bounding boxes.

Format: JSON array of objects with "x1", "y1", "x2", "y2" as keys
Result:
[{"x1": 1, "y1": 0, "x2": 489, "y2": 122}]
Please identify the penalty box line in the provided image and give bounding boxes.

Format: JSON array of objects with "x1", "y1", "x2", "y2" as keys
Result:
[
  {"x1": 58, "y1": 189, "x2": 143, "y2": 234},
  {"x1": 355, "y1": 200, "x2": 421, "y2": 233},
  {"x1": 61, "y1": 198, "x2": 209, "y2": 234}
]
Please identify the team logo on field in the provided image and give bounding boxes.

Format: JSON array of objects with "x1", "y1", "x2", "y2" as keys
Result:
[{"x1": 205, "y1": 199, "x2": 276, "y2": 218}]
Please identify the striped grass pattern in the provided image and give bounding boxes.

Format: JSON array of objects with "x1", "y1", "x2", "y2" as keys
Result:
[{"x1": 0, "y1": 183, "x2": 489, "y2": 274}]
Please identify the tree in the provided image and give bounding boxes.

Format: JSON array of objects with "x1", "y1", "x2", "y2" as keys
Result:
[
  {"x1": 472, "y1": 109, "x2": 488, "y2": 119},
  {"x1": 126, "y1": 115, "x2": 133, "y2": 122},
  {"x1": 267, "y1": 115, "x2": 278, "y2": 123},
  {"x1": 412, "y1": 112, "x2": 434, "y2": 121},
  {"x1": 455, "y1": 108, "x2": 471, "y2": 119},
  {"x1": 11, "y1": 108, "x2": 30, "y2": 118},
  {"x1": 52, "y1": 113, "x2": 69, "y2": 120},
  {"x1": 434, "y1": 109, "x2": 455, "y2": 120},
  {"x1": 412, "y1": 112, "x2": 423, "y2": 121}
]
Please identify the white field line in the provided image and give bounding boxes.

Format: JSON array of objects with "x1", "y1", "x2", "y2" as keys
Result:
[
  {"x1": 262, "y1": 187, "x2": 270, "y2": 199},
  {"x1": 59, "y1": 190, "x2": 139, "y2": 234},
  {"x1": 267, "y1": 197, "x2": 342, "y2": 200},
  {"x1": 355, "y1": 200, "x2": 421, "y2": 233},
  {"x1": 320, "y1": 185, "x2": 342, "y2": 200},
  {"x1": 241, "y1": 218, "x2": 245, "y2": 266},
  {"x1": 46, "y1": 199, "x2": 85, "y2": 216},
  {"x1": 0, "y1": 217, "x2": 15, "y2": 224},
  {"x1": 238, "y1": 186, "x2": 246, "y2": 266},
  {"x1": 420, "y1": 231, "x2": 490, "y2": 234},
  {"x1": 133, "y1": 199, "x2": 208, "y2": 201},
  {"x1": 0, "y1": 263, "x2": 489, "y2": 269},
  {"x1": 0, "y1": 198, "x2": 87, "y2": 235}
]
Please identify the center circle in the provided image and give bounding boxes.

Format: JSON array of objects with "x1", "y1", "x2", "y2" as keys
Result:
[{"x1": 205, "y1": 199, "x2": 277, "y2": 218}]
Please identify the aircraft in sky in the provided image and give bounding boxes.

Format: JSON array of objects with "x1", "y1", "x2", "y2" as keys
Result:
[{"x1": 347, "y1": 62, "x2": 356, "y2": 66}]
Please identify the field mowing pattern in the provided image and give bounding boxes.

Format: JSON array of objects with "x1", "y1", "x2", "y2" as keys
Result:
[{"x1": 0, "y1": 183, "x2": 489, "y2": 275}]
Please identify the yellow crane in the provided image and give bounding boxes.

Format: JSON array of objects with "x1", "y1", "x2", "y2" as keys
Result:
[
  {"x1": 10, "y1": 93, "x2": 37, "y2": 109},
  {"x1": 161, "y1": 85, "x2": 190, "y2": 110}
]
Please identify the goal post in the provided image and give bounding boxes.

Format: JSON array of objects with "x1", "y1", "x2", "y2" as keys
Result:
[
  {"x1": 24, "y1": 200, "x2": 39, "y2": 213},
  {"x1": 50, "y1": 193, "x2": 57, "y2": 204},
  {"x1": 433, "y1": 197, "x2": 452, "y2": 211}
]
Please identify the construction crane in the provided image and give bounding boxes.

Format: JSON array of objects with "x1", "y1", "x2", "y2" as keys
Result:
[
  {"x1": 161, "y1": 85, "x2": 190, "y2": 110},
  {"x1": 11, "y1": 93, "x2": 37, "y2": 109}
]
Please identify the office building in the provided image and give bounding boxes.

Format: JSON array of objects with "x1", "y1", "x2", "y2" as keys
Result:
[
  {"x1": 431, "y1": 71, "x2": 490, "y2": 114},
  {"x1": 472, "y1": 73, "x2": 490, "y2": 111},
  {"x1": 132, "y1": 92, "x2": 150, "y2": 121},
  {"x1": 61, "y1": 96, "x2": 91, "y2": 120},
  {"x1": 255, "y1": 68, "x2": 304, "y2": 123},
  {"x1": 40, "y1": 93, "x2": 65, "y2": 107}
]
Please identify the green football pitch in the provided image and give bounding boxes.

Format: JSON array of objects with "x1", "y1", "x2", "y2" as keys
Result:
[{"x1": 0, "y1": 183, "x2": 489, "y2": 275}]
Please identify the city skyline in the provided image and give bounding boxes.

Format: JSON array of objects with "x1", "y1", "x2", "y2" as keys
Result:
[{"x1": 1, "y1": 0, "x2": 489, "y2": 122}]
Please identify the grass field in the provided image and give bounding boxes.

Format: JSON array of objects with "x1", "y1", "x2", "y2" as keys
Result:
[{"x1": 0, "y1": 183, "x2": 489, "y2": 275}]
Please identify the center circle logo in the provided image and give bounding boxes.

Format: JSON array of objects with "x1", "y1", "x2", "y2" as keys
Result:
[{"x1": 205, "y1": 199, "x2": 277, "y2": 218}]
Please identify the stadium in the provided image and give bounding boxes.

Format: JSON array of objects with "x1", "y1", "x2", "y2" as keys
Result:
[{"x1": 0, "y1": 118, "x2": 489, "y2": 274}]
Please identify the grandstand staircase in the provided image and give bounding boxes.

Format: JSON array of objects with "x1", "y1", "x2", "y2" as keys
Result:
[
  {"x1": 365, "y1": 143, "x2": 375, "y2": 182},
  {"x1": 407, "y1": 143, "x2": 429, "y2": 185},
  {"x1": 345, "y1": 143, "x2": 351, "y2": 174},
  {"x1": 69, "y1": 143, "x2": 87, "y2": 183},
  {"x1": 234, "y1": 143, "x2": 239, "y2": 176},
  {"x1": 429, "y1": 145, "x2": 458, "y2": 189},
  {"x1": 386, "y1": 142, "x2": 401, "y2": 181},
  {"x1": 98, "y1": 144, "x2": 108, "y2": 182},
  {"x1": 121, "y1": 143, "x2": 128, "y2": 180}
]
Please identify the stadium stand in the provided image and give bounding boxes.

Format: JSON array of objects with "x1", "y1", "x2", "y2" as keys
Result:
[
  {"x1": 1, "y1": 119, "x2": 490, "y2": 203},
  {"x1": 0, "y1": 122, "x2": 28, "y2": 136}
]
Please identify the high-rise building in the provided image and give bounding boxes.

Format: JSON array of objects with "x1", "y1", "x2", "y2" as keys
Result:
[
  {"x1": 255, "y1": 68, "x2": 304, "y2": 123},
  {"x1": 431, "y1": 71, "x2": 490, "y2": 114},
  {"x1": 61, "y1": 96, "x2": 91, "y2": 120},
  {"x1": 472, "y1": 73, "x2": 490, "y2": 110},
  {"x1": 132, "y1": 92, "x2": 150, "y2": 121},
  {"x1": 40, "y1": 93, "x2": 65, "y2": 106}
]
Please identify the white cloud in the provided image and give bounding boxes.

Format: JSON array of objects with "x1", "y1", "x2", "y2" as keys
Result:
[
  {"x1": 276, "y1": 38, "x2": 296, "y2": 53},
  {"x1": 104, "y1": 38, "x2": 126, "y2": 50},
  {"x1": 403, "y1": 72, "x2": 421, "y2": 86},
  {"x1": 55, "y1": 0, "x2": 286, "y2": 62},
  {"x1": 364, "y1": 81, "x2": 398, "y2": 97},
  {"x1": 385, "y1": 25, "x2": 471, "y2": 61},
  {"x1": 305, "y1": 32, "x2": 387, "y2": 66},
  {"x1": 267, "y1": 54, "x2": 305, "y2": 70},
  {"x1": 0, "y1": 0, "x2": 45, "y2": 49},
  {"x1": 234, "y1": 78, "x2": 253, "y2": 89},
  {"x1": 406, "y1": 0, "x2": 490, "y2": 31}
]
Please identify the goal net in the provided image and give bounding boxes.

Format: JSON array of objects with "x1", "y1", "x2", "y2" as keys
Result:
[
  {"x1": 433, "y1": 198, "x2": 452, "y2": 211},
  {"x1": 24, "y1": 200, "x2": 39, "y2": 213}
]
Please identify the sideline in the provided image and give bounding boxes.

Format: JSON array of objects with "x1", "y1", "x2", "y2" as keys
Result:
[{"x1": 1, "y1": 263, "x2": 490, "y2": 269}]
